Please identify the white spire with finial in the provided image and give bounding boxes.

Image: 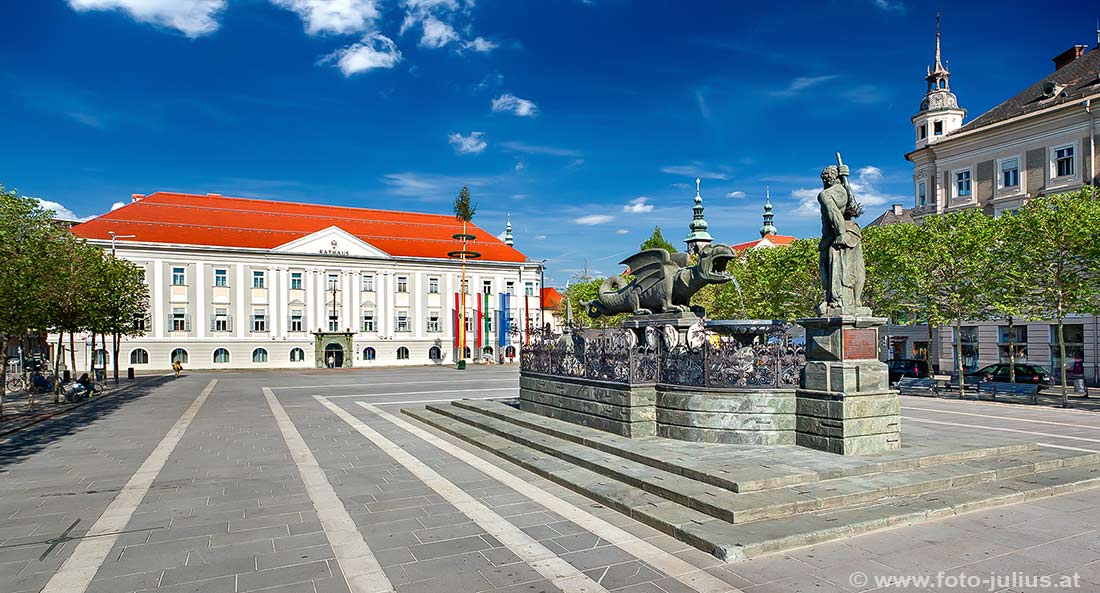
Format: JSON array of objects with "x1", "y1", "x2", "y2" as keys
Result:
[{"x1": 504, "y1": 211, "x2": 514, "y2": 246}]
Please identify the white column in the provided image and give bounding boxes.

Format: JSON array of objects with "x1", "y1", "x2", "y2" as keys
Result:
[
  {"x1": 195, "y1": 261, "x2": 206, "y2": 338},
  {"x1": 268, "y1": 266, "x2": 279, "y2": 338},
  {"x1": 305, "y1": 268, "x2": 315, "y2": 333},
  {"x1": 279, "y1": 268, "x2": 290, "y2": 338},
  {"x1": 235, "y1": 264, "x2": 246, "y2": 338},
  {"x1": 316, "y1": 269, "x2": 326, "y2": 332},
  {"x1": 350, "y1": 271, "x2": 360, "y2": 335},
  {"x1": 152, "y1": 261, "x2": 164, "y2": 338},
  {"x1": 413, "y1": 272, "x2": 423, "y2": 338},
  {"x1": 377, "y1": 273, "x2": 388, "y2": 337},
  {"x1": 342, "y1": 270, "x2": 353, "y2": 333}
]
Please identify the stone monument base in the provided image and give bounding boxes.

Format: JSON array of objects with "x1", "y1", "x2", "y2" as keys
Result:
[{"x1": 795, "y1": 316, "x2": 900, "y2": 455}]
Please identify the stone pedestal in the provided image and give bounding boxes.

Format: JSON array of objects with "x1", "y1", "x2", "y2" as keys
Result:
[{"x1": 795, "y1": 316, "x2": 900, "y2": 455}]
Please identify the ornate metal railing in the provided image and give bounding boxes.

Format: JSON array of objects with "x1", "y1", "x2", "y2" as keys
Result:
[{"x1": 521, "y1": 324, "x2": 805, "y2": 389}]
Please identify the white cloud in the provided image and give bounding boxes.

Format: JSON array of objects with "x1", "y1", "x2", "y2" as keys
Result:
[
  {"x1": 726, "y1": 190, "x2": 747, "y2": 199},
  {"x1": 514, "y1": 161, "x2": 525, "y2": 172},
  {"x1": 381, "y1": 171, "x2": 490, "y2": 198},
  {"x1": 575, "y1": 214, "x2": 614, "y2": 225},
  {"x1": 501, "y1": 141, "x2": 579, "y2": 157},
  {"x1": 418, "y1": 15, "x2": 458, "y2": 48},
  {"x1": 323, "y1": 34, "x2": 401, "y2": 76},
  {"x1": 110, "y1": 201, "x2": 127, "y2": 211},
  {"x1": 660, "y1": 164, "x2": 729, "y2": 180},
  {"x1": 463, "y1": 36, "x2": 498, "y2": 52},
  {"x1": 492, "y1": 94, "x2": 538, "y2": 117},
  {"x1": 270, "y1": 0, "x2": 380, "y2": 35},
  {"x1": 616, "y1": 229, "x2": 629, "y2": 235},
  {"x1": 790, "y1": 165, "x2": 904, "y2": 217},
  {"x1": 873, "y1": 0, "x2": 906, "y2": 13},
  {"x1": 35, "y1": 198, "x2": 94, "y2": 222},
  {"x1": 512, "y1": 194, "x2": 528, "y2": 200},
  {"x1": 535, "y1": 234, "x2": 547, "y2": 240},
  {"x1": 448, "y1": 131, "x2": 487, "y2": 154},
  {"x1": 771, "y1": 75, "x2": 840, "y2": 97},
  {"x1": 623, "y1": 197, "x2": 653, "y2": 213},
  {"x1": 66, "y1": 0, "x2": 226, "y2": 37}
]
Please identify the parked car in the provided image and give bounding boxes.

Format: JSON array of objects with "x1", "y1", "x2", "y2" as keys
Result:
[
  {"x1": 886, "y1": 359, "x2": 931, "y2": 384},
  {"x1": 964, "y1": 363, "x2": 1052, "y2": 385}
]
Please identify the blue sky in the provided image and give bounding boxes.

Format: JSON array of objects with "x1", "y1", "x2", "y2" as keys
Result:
[{"x1": 1, "y1": 0, "x2": 1095, "y2": 284}]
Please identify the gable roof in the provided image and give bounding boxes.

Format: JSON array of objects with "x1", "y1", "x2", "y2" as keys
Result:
[
  {"x1": 541, "y1": 287, "x2": 563, "y2": 310},
  {"x1": 71, "y1": 192, "x2": 527, "y2": 262},
  {"x1": 953, "y1": 47, "x2": 1100, "y2": 135},
  {"x1": 730, "y1": 234, "x2": 797, "y2": 252},
  {"x1": 865, "y1": 206, "x2": 915, "y2": 228}
]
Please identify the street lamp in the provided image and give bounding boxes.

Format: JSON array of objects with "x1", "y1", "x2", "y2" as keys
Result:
[
  {"x1": 538, "y1": 259, "x2": 548, "y2": 335},
  {"x1": 107, "y1": 231, "x2": 136, "y2": 256}
]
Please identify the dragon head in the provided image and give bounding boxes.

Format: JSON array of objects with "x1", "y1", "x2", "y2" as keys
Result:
[{"x1": 695, "y1": 243, "x2": 735, "y2": 283}]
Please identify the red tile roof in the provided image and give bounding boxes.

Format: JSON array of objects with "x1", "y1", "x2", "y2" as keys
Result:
[
  {"x1": 72, "y1": 192, "x2": 528, "y2": 263},
  {"x1": 541, "y1": 287, "x2": 563, "y2": 309},
  {"x1": 730, "y1": 234, "x2": 798, "y2": 252}
]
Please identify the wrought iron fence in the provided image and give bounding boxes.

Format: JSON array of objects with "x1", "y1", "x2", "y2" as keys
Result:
[{"x1": 521, "y1": 325, "x2": 805, "y2": 389}]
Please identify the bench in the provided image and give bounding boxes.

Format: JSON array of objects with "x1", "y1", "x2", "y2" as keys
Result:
[
  {"x1": 897, "y1": 377, "x2": 939, "y2": 397},
  {"x1": 976, "y1": 381, "x2": 1039, "y2": 404}
]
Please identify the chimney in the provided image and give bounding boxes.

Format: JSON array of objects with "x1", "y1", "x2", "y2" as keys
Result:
[
  {"x1": 131, "y1": 193, "x2": 145, "y2": 202},
  {"x1": 891, "y1": 204, "x2": 904, "y2": 215},
  {"x1": 1052, "y1": 45, "x2": 1087, "y2": 70}
]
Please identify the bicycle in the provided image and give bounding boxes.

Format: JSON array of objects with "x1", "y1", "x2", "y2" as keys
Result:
[{"x1": 4, "y1": 374, "x2": 26, "y2": 393}]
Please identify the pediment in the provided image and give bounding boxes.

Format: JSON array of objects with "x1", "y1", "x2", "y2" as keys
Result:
[{"x1": 272, "y1": 226, "x2": 390, "y2": 258}]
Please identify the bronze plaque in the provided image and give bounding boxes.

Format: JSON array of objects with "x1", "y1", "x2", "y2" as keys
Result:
[{"x1": 843, "y1": 328, "x2": 878, "y2": 360}]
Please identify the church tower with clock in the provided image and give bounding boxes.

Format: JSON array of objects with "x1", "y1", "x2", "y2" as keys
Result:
[{"x1": 911, "y1": 13, "x2": 966, "y2": 150}]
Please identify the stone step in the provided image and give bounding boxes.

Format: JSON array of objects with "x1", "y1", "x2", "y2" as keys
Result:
[
  {"x1": 428, "y1": 401, "x2": 1099, "y2": 525},
  {"x1": 403, "y1": 406, "x2": 1100, "y2": 562},
  {"x1": 452, "y1": 399, "x2": 1038, "y2": 493}
]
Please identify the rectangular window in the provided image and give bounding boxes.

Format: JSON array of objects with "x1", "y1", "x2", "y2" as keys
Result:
[
  {"x1": 362, "y1": 311, "x2": 375, "y2": 332},
  {"x1": 362, "y1": 274, "x2": 374, "y2": 292},
  {"x1": 998, "y1": 325, "x2": 1028, "y2": 363},
  {"x1": 917, "y1": 181, "x2": 927, "y2": 206},
  {"x1": 427, "y1": 312, "x2": 441, "y2": 333},
  {"x1": 252, "y1": 270, "x2": 265, "y2": 288},
  {"x1": 132, "y1": 314, "x2": 147, "y2": 332},
  {"x1": 953, "y1": 326, "x2": 979, "y2": 372},
  {"x1": 1000, "y1": 157, "x2": 1020, "y2": 188},
  {"x1": 933, "y1": 120, "x2": 944, "y2": 135},
  {"x1": 397, "y1": 276, "x2": 408, "y2": 293},
  {"x1": 328, "y1": 313, "x2": 339, "y2": 332},
  {"x1": 251, "y1": 309, "x2": 267, "y2": 333},
  {"x1": 955, "y1": 170, "x2": 972, "y2": 198},
  {"x1": 1050, "y1": 324, "x2": 1085, "y2": 378},
  {"x1": 919, "y1": 123, "x2": 927, "y2": 139},
  {"x1": 289, "y1": 310, "x2": 303, "y2": 332},
  {"x1": 396, "y1": 311, "x2": 410, "y2": 332},
  {"x1": 429, "y1": 277, "x2": 440, "y2": 294},
  {"x1": 290, "y1": 272, "x2": 302, "y2": 290},
  {"x1": 213, "y1": 307, "x2": 229, "y2": 332},
  {"x1": 506, "y1": 281, "x2": 515, "y2": 295},
  {"x1": 1054, "y1": 145, "x2": 1075, "y2": 178},
  {"x1": 525, "y1": 282, "x2": 534, "y2": 297},
  {"x1": 171, "y1": 267, "x2": 186, "y2": 286},
  {"x1": 214, "y1": 268, "x2": 228, "y2": 287},
  {"x1": 172, "y1": 307, "x2": 187, "y2": 331},
  {"x1": 482, "y1": 280, "x2": 493, "y2": 295},
  {"x1": 327, "y1": 273, "x2": 339, "y2": 291}
]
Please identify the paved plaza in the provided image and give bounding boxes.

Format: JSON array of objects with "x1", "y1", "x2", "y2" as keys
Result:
[{"x1": 2, "y1": 367, "x2": 1100, "y2": 593}]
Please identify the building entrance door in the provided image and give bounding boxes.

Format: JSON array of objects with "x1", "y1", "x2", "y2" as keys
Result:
[{"x1": 324, "y1": 343, "x2": 344, "y2": 368}]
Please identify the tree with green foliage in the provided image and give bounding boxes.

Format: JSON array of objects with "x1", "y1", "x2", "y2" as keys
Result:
[
  {"x1": 1009, "y1": 188, "x2": 1100, "y2": 406},
  {"x1": 91, "y1": 255, "x2": 149, "y2": 384},
  {"x1": 453, "y1": 185, "x2": 476, "y2": 362},
  {"x1": 563, "y1": 278, "x2": 631, "y2": 328},
  {"x1": 717, "y1": 239, "x2": 821, "y2": 321},
  {"x1": 639, "y1": 226, "x2": 677, "y2": 253}
]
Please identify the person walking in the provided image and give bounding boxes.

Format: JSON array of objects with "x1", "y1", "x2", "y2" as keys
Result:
[
  {"x1": 326, "y1": 354, "x2": 335, "y2": 368},
  {"x1": 172, "y1": 359, "x2": 183, "y2": 378}
]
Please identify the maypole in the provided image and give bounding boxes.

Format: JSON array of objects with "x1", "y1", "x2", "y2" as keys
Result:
[{"x1": 449, "y1": 186, "x2": 479, "y2": 368}]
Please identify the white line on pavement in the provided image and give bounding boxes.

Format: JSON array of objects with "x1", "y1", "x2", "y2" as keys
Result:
[
  {"x1": 275, "y1": 378, "x2": 517, "y2": 390},
  {"x1": 41, "y1": 379, "x2": 218, "y2": 593},
  {"x1": 904, "y1": 405, "x2": 1100, "y2": 431},
  {"x1": 1037, "y1": 442, "x2": 1100, "y2": 452},
  {"x1": 315, "y1": 397, "x2": 612, "y2": 593},
  {"x1": 369, "y1": 396, "x2": 514, "y2": 406},
  {"x1": 360, "y1": 402, "x2": 741, "y2": 593},
  {"x1": 902, "y1": 415, "x2": 1100, "y2": 445},
  {"x1": 325, "y1": 387, "x2": 517, "y2": 399},
  {"x1": 263, "y1": 388, "x2": 393, "y2": 593}
]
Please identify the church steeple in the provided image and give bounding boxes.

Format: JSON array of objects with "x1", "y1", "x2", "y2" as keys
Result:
[
  {"x1": 912, "y1": 12, "x2": 965, "y2": 148},
  {"x1": 759, "y1": 187, "x2": 777, "y2": 238},
  {"x1": 504, "y1": 212, "x2": 514, "y2": 246},
  {"x1": 684, "y1": 177, "x2": 713, "y2": 254}
]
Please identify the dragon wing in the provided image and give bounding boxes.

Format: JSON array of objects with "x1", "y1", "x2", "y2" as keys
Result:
[{"x1": 619, "y1": 249, "x2": 675, "y2": 295}]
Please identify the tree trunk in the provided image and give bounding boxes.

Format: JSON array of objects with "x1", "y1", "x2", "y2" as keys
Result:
[
  {"x1": 926, "y1": 320, "x2": 933, "y2": 365},
  {"x1": 955, "y1": 318, "x2": 966, "y2": 397},
  {"x1": 112, "y1": 332, "x2": 120, "y2": 384},
  {"x1": 1058, "y1": 314, "x2": 1068, "y2": 408},
  {"x1": 0, "y1": 334, "x2": 7, "y2": 420},
  {"x1": 1007, "y1": 316, "x2": 1016, "y2": 383},
  {"x1": 69, "y1": 332, "x2": 76, "y2": 376},
  {"x1": 89, "y1": 332, "x2": 96, "y2": 380},
  {"x1": 55, "y1": 330, "x2": 64, "y2": 403}
]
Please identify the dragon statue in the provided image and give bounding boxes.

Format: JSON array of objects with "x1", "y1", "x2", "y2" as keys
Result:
[{"x1": 583, "y1": 244, "x2": 736, "y2": 318}]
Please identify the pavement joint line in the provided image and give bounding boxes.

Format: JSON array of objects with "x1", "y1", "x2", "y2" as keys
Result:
[
  {"x1": 1037, "y1": 442, "x2": 1100, "y2": 452},
  {"x1": 316, "y1": 396, "x2": 613, "y2": 593},
  {"x1": 359, "y1": 401, "x2": 743, "y2": 593},
  {"x1": 901, "y1": 414, "x2": 1100, "y2": 444},
  {"x1": 325, "y1": 387, "x2": 517, "y2": 399},
  {"x1": 39, "y1": 379, "x2": 218, "y2": 593},
  {"x1": 262, "y1": 387, "x2": 393, "y2": 593},
  {"x1": 904, "y1": 405, "x2": 1100, "y2": 430},
  {"x1": 368, "y1": 396, "x2": 513, "y2": 406},
  {"x1": 274, "y1": 378, "x2": 517, "y2": 390}
]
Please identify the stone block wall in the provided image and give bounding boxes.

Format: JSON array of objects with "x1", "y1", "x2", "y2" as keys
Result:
[
  {"x1": 656, "y1": 387, "x2": 796, "y2": 445},
  {"x1": 519, "y1": 373, "x2": 656, "y2": 437}
]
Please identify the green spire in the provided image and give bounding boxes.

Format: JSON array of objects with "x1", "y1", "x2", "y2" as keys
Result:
[
  {"x1": 684, "y1": 177, "x2": 713, "y2": 253},
  {"x1": 759, "y1": 186, "x2": 777, "y2": 237}
]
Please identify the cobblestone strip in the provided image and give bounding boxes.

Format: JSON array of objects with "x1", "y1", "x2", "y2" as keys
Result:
[
  {"x1": 262, "y1": 388, "x2": 394, "y2": 593},
  {"x1": 316, "y1": 395, "x2": 610, "y2": 593},
  {"x1": 361, "y1": 402, "x2": 742, "y2": 593},
  {"x1": 39, "y1": 379, "x2": 218, "y2": 593}
]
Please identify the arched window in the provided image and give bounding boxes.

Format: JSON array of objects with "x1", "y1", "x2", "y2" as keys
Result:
[
  {"x1": 505, "y1": 345, "x2": 516, "y2": 358},
  {"x1": 463, "y1": 346, "x2": 471, "y2": 358},
  {"x1": 290, "y1": 347, "x2": 305, "y2": 362},
  {"x1": 482, "y1": 346, "x2": 493, "y2": 357},
  {"x1": 396, "y1": 347, "x2": 410, "y2": 360},
  {"x1": 170, "y1": 348, "x2": 188, "y2": 364},
  {"x1": 130, "y1": 349, "x2": 149, "y2": 364},
  {"x1": 213, "y1": 348, "x2": 230, "y2": 364},
  {"x1": 363, "y1": 347, "x2": 376, "y2": 361},
  {"x1": 252, "y1": 348, "x2": 268, "y2": 363},
  {"x1": 428, "y1": 346, "x2": 442, "y2": 361}
]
